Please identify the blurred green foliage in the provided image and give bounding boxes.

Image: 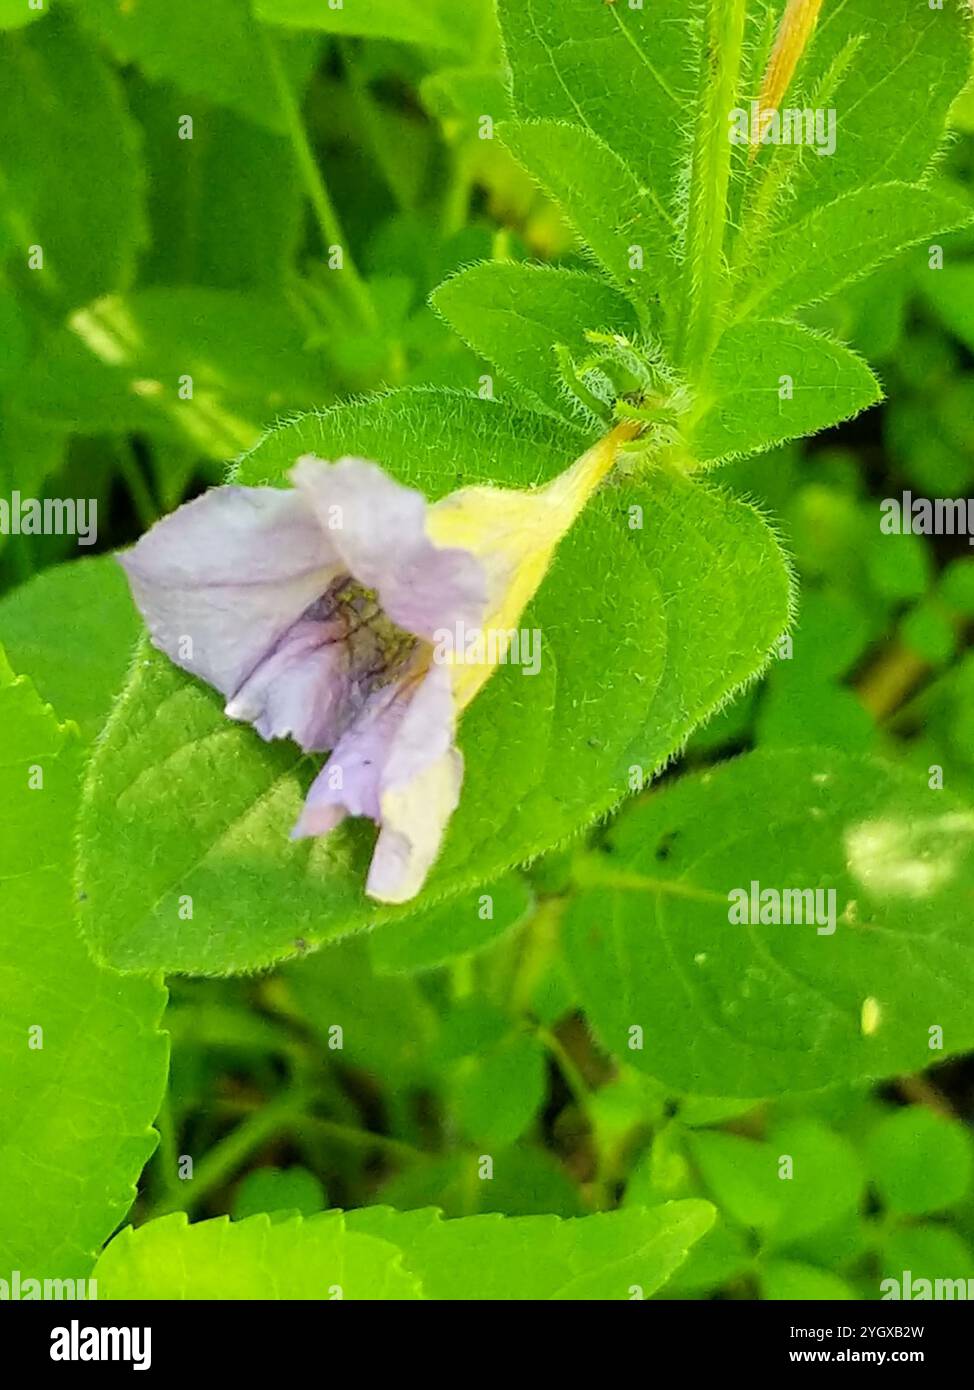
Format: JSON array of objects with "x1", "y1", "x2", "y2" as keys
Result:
[{"x1": 3, "y1": 1, "x2": 974, "y2": 1301}]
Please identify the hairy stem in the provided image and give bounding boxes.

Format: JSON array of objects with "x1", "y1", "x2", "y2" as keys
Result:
[{"x1": 675, "y1": 0, "x2": 748, "y2": 374}]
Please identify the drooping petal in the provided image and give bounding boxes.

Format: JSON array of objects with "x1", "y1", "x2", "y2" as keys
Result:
[
  {"x1": 224, "y1": 612, "x2": 356, "y2": 752},
  {"x1": 119, "y1": 485, "x2": 340, "y2": 702},
  {"x1": 367, "y1": 746, "x2": 463, "y2": 903},
  {"x1": 292, "y1": 660, "x2": 462, "y2": 903},
  {"x1": 292, "y1": 455, "x2": 487, "y2": 641}
]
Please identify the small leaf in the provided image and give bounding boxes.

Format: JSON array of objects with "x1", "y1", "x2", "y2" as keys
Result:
[
  {"x1": 866, "y1": 1108, "x2": 974, "y2": 1216},
  {"x1": 451, "y1": 1032, "x2": 547, "y2": 1148},
  {"x1": 687, "y1": 1120, "x2": 864, "y2": 1246},
  {"x1": 232, "y1": 1168, "x2": 327, "y2": 1220},
  {"x1": 432, "y1": 262, "x2": 638, "y2": 422},
  {"x1": 735, "y1": 183, "x2": 972, "y2": 322},
  {"x1": 691, "y1": 320, "x2": 883, "y2": 465},
  {"x1": 760, "y1": 1261, "x2": 856, "y2": 1301},
  {"x1": 499, "y1": 119, "x2": 673, "y2": 304}
]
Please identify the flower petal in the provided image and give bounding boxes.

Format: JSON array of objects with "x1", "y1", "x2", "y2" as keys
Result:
[
  {"x1": 426, "y1": 425, "x2": 634, "y2": 708},
  {"x1": 224, "y1": 613, "x2": 356, "y2": 752},
  {"x1": 119, "y1": 484, "x2": 340, "y2": 702},
  {"x1": 368, "y1": 746, "x2": 463, "y2": 903},
  {"x1": 292, "y1": 660, "x2": 462, "y2": 903},
  {"x1": 292, "y1": 455, "x2": 487, "y2": 641}
]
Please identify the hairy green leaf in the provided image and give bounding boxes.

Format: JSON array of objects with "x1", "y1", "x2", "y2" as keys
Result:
[
  {"x1": 691, "y1": 320, "x2": 882, "y2": 465},
  {"x1": 499, "y1": 118, "x2": 674, "y2": 303},
  {"x1": 735, "y1": 183, "x2": 973, "y2": 323},
  {"x1": 432, "y1": 262, "x2": 638, "y2": 422}
]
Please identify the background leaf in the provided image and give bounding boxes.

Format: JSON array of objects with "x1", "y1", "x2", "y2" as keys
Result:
[
  {"x1": 0, "y1": 555, "x2": 139, "y2": 742},
  {"x1": 94, "y1": 1210, "x2": 422, "y2": 1299},
  {"x1": 0, "y1": 648, "x2": 168, "y2": 1277},
  {"x1": 0, "y1": 10, "x2": 145, "y2": 315},
  {"x1": 565, "y1": 747, "x2": 974, "y2": 1095}
]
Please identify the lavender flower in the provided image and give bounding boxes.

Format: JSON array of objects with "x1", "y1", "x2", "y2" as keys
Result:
[{"x1": 119, "y1": 430, "x2": 630, "y2": 903}]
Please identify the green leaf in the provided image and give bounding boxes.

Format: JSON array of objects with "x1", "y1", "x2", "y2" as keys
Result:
[
  {"x1": 78, "y1": 391, "x2": 789, "y2": 975},
  {"x1": 284, "y1": 935, "x2": 437, "y2": 1083},
  {"x1": 0, "y1": 0, "x2": 46, "y2": 31},
  {"x1": 734, "y1": 184, "x2": 973, "y2": 323},
  {"x1": 348, "y1": 1201, "x2": 714, "y2": 1300},
  {"x1": 94, "y1": 1211, "x2": 422, "y2": 1300},
  {"x1": 691, "y1": 320, "x2": 883, "y2": 465},
  {"x1": 451, "y1": 1031, "x2": 547, "y2": 1148},
  {"x1": 369, "y1": 875, "x2": 533, "y2": 976},
  {"x1": 499, "y1": 119, "x2": 673, "y2": 303},
  {"x1": 232, "y1": 1167, "x2": 326, "y2": 1220},
  {"x1": 0, "y1": 556, "x2": 141, "y2": 743},
  {"x1": 254, "y1": 0, "x2": 462, "y2": 50},
  {"x1": 497, "y1": 0, "x2": 694, "y2": 235},
  {"x1": 921, "y1": 263, "x2": 974, "y2": 355},
  {"x1": 65, "y1": 0, "x2": 317, "y2": 135},
  {"x1": 564, "y1": 747, "x2": 974, "y2": 1095},
  {"x1": 432, "y1": 262, "x2": 638, "y2": 422},
  {"x1": 772, "y1": 0, "x2": 972, "y2": 228},
  {"x1": 0, "y1": 648, "x2": 167, "y2": 1277},
  {"x1": 133, "y1": 84, "x2": 304, "y2": 292},
  {"x1": 880, "y1": 1223, "x2": 974, "y2": 1291},
  {"x1": 0, "y1": 10, "x2": 145, "y2": 314},
  {"x1": 95, "y1": 1202, "x2": 712, "y2": 1300},
  {"x1": 687, "y1": 1120, "x2": 864, "y2": 1246},
  {"x1": 15, "y1": 289, "x2": 328, "y2": 460},
  {"x1": 866, "y1": 1108, "x2": 974, "y2": 1216},
  {"x1": 760, "y1": 1261, "x2": 856, "y2": 1301}
]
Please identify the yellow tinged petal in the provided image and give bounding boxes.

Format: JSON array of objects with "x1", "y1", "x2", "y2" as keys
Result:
[{"x1": 426, "y1": 421, "x2": 638, "y2": 708}]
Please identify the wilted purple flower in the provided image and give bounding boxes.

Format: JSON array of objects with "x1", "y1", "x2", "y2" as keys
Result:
[{"x1": 120, "y1": 431, "x2": 631, "y2": 903}]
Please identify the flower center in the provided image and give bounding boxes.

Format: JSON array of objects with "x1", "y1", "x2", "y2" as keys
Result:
[{"x1": 315, "y1": 576, "x2": 418, "y2": 690}]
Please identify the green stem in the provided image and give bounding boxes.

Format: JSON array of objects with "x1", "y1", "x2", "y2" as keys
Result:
[
  {"x1": 536, "y1": 1024, "x2": 610, "y2": 1211},
  {"x1": 536, "y1": 1025, "x2": 591, "y2": 1119},
  {"x1": 153, "y1": 1092, "x2": 181, "y2": 1204},
  {"x1": 148, "y1": 1088, "x2": 309, "y2": 1218},
  {"x1": 675, "y1": 0, "x2": 748, "y2": 373},
  {"x1": 296, "y1": 1115, "x2": 426, "y2": 1165},
  {"x1": 118, "y1": 440, "x2": 159, "y2": 530},
  {"x1": 261, "y1": 29, "x2": 377, "y2": 329},
  {"x1": 341, "y1": 40, "x2": 409, "y2": 213}
]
